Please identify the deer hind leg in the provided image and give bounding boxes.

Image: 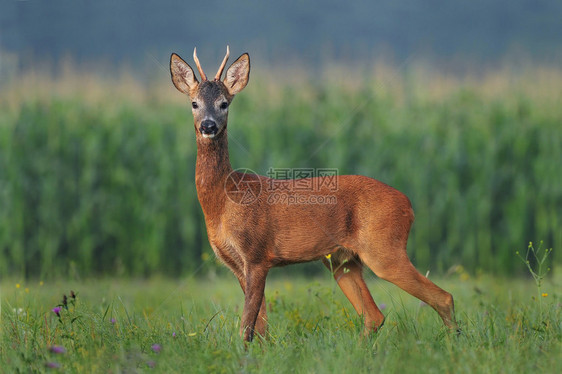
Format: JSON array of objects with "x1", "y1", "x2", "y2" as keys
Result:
[
  {"x1": 322, "y1": 257, "x2": 385, "y2": 334},
  {"x1": 359, "y1": 244, "x2": 457, "y2": 330}
]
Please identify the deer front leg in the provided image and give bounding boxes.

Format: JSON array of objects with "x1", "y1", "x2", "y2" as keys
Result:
[
  {"x1": 241, "y1": 265, "x2": 269, "y2": 342},
  {"x1": 236, "y1": 275, "x2": 268, "y2": 338}
]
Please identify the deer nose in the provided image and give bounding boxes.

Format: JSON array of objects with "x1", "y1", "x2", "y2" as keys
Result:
[{"x1": 200, "y1": 120, "x2": 218, "y2": 135}]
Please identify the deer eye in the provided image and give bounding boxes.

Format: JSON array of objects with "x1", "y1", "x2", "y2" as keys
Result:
[
  {"x1": 220, "y1": 101, "x2": 229, "y2": 110},
  {"x1": 192, "y1": 102, "x2": 199, "y2": 109}
]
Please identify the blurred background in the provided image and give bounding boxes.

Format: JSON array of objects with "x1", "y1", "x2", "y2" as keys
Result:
[{"x1": 0, "y1": 0, "x2": 561, "y2": 279}]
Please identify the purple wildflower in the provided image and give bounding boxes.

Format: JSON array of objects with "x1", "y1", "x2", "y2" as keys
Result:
[
  {"x1": 111, "y1": 318, "x2": 116, "y2": 324},
  {"x1": 49, "y1": 345, "x2": 66, "y2": 354},
  {"x1": 379, "y1": 303, "x2": 387, "y2": 310},
  {"x1": 151, "y1": 344, "x2": 161, "y2": 353},
  {"x1": 52, "y1": 307, "x2": 62, "y2": 317},
  {"x1": 172, "y1": 332, "x2": 176, "y2": 338},
  {"x1": 45, "y1": 362, "x2": 61, "y2": 369}
]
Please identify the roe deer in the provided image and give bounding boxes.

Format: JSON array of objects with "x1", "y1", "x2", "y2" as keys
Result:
[{"x1": 169, "y1": 46, "x2": 457, "y2": 342}]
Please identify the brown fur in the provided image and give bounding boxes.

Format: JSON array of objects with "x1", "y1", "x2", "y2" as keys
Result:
[{"x1": 169, "y1": 48, "x2": 458, "y2": 342}]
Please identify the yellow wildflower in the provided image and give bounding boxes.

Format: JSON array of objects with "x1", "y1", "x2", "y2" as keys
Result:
[
  {"x1": 16, "y1": 283, "x2": 20, "y2": 289},
  {"x1": 325, "y1": 254, "x2": 332, "y2": 259},
  {"x1": 542, "y1": 293, "x2": 548, "y2": 297}
]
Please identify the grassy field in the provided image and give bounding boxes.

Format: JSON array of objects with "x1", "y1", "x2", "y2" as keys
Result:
[
  {"x1": 0, "y1": 64, "x2": 561, "y2": 371},
  {"x1": 1, "y1": 269, "x2": 561, "y2": 373}
]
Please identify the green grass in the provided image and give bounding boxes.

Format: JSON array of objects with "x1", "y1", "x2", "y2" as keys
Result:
[{"x1": 2, "y1": 272, "x2": 561, "y2": 373}]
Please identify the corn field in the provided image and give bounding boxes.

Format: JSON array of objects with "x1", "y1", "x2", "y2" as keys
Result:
[{"x1": 0, "y1": 66, "x2": 561, "y2": 278}]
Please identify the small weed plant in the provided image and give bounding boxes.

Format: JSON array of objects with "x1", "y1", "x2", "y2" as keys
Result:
[{"x1": 516, "y1": 240, "x2": 553, "y2": 326}]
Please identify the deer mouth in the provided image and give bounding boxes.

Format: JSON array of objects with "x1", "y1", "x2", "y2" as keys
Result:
[
  {"x1": 199, "y1": 127, "x2": 220, "y2": 138},
  {"x1": 201, "y1": 130, "x2": 218, "y2": 138}
]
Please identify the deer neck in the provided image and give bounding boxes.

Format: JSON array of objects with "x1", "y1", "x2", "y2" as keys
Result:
[{"x1": 195, "y1": 129, "x2": 232, "y2": 223}]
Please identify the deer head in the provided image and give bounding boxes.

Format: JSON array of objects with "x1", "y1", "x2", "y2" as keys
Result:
[{"x1": 170, "y1": 46, "x2": 250, "y2": 139}]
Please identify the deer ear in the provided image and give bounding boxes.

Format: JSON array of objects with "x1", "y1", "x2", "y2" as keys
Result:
[
  {"x1": 170, "y1": 53, "x2": 198, "y2": 95},
  {"x1": 224, "y1": 53, "x2": 250, "y2": 96}
]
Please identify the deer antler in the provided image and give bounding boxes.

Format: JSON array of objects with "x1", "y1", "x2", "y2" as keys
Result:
[
  {"x1": 193, "y1": 47, "x2": 207, "y2": 81},
  {"x1": 215, "y1": 45, "x2": 230, "y2": 81}
]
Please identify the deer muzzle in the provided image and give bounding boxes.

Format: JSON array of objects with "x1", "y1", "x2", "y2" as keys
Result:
[{"x1": 200, "y1": 120, "x2": 219, "y2": 137}]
